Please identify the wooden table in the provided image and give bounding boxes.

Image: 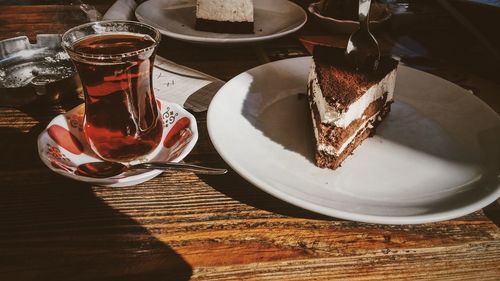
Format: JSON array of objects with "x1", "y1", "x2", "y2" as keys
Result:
[{"x1": 1, "y1": 1, "x2": 499, "y2": 280}]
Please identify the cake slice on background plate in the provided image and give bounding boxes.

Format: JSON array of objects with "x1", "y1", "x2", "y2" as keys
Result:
[
  {"x1": 307, "y1": 45, "x2": 398, "y2": 169},
  {"x1": 195, "y1": 0, "x2": 254, "y2": 34}
]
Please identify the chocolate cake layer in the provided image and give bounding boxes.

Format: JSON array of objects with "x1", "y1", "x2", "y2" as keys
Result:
[
  {"x1": 314, "y1": 104, "x2": 391, "y2": 169},
  {"x1": 195, "y1": 19, "x2": 254, "y2": 34},
  {"x1": 313, "y1": 45, "x2": 398, "y2": 111},
  {"x1": 310, "y1": 92, "x2": 390, "y2": 151}
]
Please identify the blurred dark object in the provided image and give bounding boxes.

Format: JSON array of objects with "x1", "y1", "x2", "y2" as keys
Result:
[
  {"x1": 439, "y1": 0, "x2": 500, "y2": 58},
  {"x1": 318, "y1": 0, "x2": 393, "y2": 20},
  {"x1": 309, "y1": 0, "x2": 391, "y2": 34},
  {"x1": 386, "y1": 0, "x2": 500, "y2": 81},
  {"x1": 451, "y1": 0, "x2": 500, "y2": 9},
  {"x1": 319, "y1": 0, "x2": 360, "y2": 20}
]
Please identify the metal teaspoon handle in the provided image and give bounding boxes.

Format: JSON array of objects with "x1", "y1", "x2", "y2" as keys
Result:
[
  {"x1": 359, "y1": 0, "x2": 372, "y2": 30},
  {"x1": 135, "y1": 162, "x2": 228, "y2": 175}
]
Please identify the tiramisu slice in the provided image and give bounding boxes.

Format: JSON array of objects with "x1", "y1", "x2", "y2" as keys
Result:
[
  {"x1": 307, "y1": 45, "x2": 398, "y2": 169},
  {"x1": 195, "y1": 0, "x2": 254, "y2": 34}
]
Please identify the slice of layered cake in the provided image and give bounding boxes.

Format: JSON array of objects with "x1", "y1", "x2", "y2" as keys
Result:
[
  {"x1": 307, "y1": 45, "x2": 398, "y2": 169},
  {"x1": 195, "y1": 0, "x2": 254, "y2": 34}
]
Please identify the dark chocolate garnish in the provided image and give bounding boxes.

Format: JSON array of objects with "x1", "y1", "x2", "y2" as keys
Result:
[{"x1": 195, "y1": 19, "x2": 254, "y2": 34}]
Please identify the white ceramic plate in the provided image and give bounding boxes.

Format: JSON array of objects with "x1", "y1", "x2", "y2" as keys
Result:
[
  {"x1": 135, "y1": 0, "x2": 307, "y2": 45},
  {"x1": 38, "y1": 100, "x2": 198, "y2": 187},
  {"x1": 207, "y1": 57, "x2": 500, "y2": 224}
]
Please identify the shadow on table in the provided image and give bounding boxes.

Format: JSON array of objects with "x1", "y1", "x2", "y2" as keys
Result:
[
  {"x1": 0, "y1": 98, "x2": 84, "y2": 172},
  {"x1": 483, "y1": 201, "x2": 500, "y2": 227},
  {"x1": 0, "y1": 125, "x2": 192, "y2": 281},
  {"x1": 197, "y1": 168, "x2": 336, "y2": 222}
]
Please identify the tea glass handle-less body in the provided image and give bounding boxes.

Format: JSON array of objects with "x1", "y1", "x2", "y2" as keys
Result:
[{"x1": 63, "y1": 21, "x2": 164, "y2": 162}]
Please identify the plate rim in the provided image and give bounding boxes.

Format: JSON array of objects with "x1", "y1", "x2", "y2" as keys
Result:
[
  {"x1": 135, "y1": 0, "x2": 308, "y2": 45},
  {"x1": 207, "y1": 56, "x2": 500, "y2": 224}
]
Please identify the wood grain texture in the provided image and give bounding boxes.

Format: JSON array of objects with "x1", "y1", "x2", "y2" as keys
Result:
[{"x1": 1, "y1": 2, "x2": 499, "y2": 281}]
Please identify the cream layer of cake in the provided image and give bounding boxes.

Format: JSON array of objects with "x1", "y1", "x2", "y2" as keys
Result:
[
  {"x1": 309, "y1": 61, "x2": 397, "y2": 128},
  {"x1": 195, "y1": 0, "x2": 254, "y2": 34},
  {"x1": 196, "y1": 0, "x2": 253, "y2": 22},
  {"x1": 308, "y1": 62, "x2": 397, "y2": 157},
  {"x1": 306, "y1": 45, "x2": 399, "y2": 169}
]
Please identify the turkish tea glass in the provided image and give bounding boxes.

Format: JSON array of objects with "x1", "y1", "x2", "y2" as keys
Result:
[{"x1": 62, "y1": 21, "x2": 163, "y2": 162}]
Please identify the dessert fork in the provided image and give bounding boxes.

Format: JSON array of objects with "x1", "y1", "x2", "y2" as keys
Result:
[{"x1": 345, "y1": 0, "x2": 380, "y2": 71}]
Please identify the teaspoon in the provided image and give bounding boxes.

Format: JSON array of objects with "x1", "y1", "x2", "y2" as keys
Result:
[
  {"x1": 345, "y1": 0, "x2": 380, "y2": 71},
  {"x1": 76, "y1": 161, "x2": 228, "y2": 178}
]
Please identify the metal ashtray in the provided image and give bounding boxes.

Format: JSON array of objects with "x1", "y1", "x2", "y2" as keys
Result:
[{"x1": 0, "y1": 34, "x2": 81, "y2": 107}]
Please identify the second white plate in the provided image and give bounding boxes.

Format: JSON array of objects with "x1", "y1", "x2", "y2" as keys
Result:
[
  {"x1": 207, "y1": 56, "x2": 500, "y2": 224},
  {"x1": 135, "y1": 0, "x2": 307, "y2": 45}
]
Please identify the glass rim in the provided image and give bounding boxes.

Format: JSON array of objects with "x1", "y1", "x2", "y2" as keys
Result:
[{"x1": 62, "y1": 20, "x2": 161, "y2": 60}]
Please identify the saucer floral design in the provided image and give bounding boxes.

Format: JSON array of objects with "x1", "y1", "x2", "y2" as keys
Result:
[{"x1": 38, "y1": 100, "x2": 198, "y2": 187}]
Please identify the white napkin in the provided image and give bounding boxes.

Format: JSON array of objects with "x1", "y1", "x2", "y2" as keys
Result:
[
  {"x1": 101, "y1": 0, "x2": 223, "y2": 112},
  {"x1": 102, "y1": 0, "x2": 137, "y2": 20},
  {"x1": 152, "y1": 56, "x2": 224, "y2": 112}
]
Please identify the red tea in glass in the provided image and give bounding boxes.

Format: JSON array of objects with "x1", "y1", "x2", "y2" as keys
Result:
[{"x1": 63, "y1": 21, "x2": 163, "y2": 162}]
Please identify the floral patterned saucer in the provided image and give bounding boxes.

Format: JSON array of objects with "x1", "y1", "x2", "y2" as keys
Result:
[{"x1": 38, "y1": 100, "x2": 198, "y2": 187}]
